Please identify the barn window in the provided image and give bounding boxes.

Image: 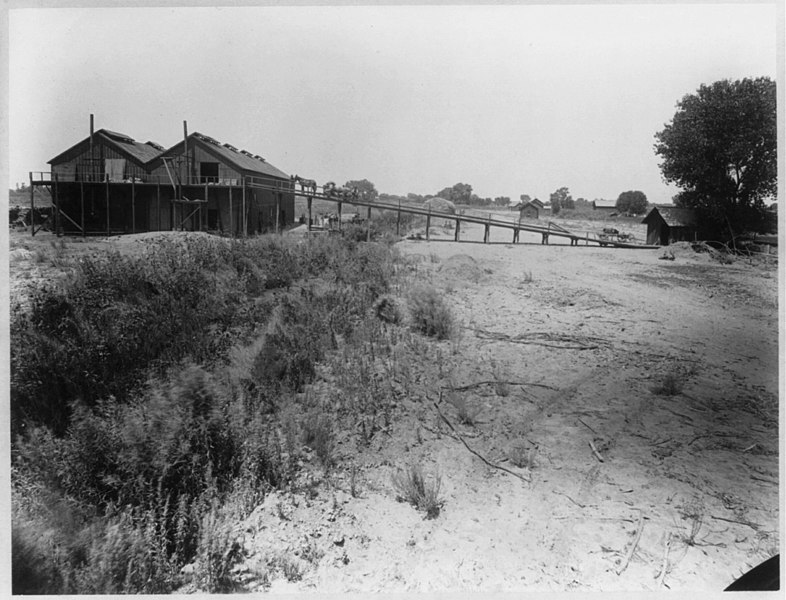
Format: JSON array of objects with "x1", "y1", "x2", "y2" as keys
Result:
[{"x1": 200, "y1": 162, "x2": 219, "y2": 183}]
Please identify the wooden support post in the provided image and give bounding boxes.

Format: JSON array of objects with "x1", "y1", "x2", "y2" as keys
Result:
[
  {"x1": 366, "y1": 205, "x2": 372, "y2": 241},
  {"x1": 307, "y1": 196, "x2": 312, "y2": 232},
  {"x1": 229, "y1": 186, "x2": 233, "y2": 236},
  {"x1": 29, "y1": 172, "x2": 35, "y2": 237},
  {"x1": 53, "y1": 174, "x2": 60, "y2": 236},
  {"x1": 337, "y1": 201, "x2": 343, "y2": 231},
  {"x1": 455, "y1": 219, "x2": 461, "y2": 242},
  {"x1": 426, "y1": 208, "x2": 431, "y2": 241},
  {"x1": 513, "y1": 227, "x2": 518, "y2": 244},
  {"x1": 396, "y1": 200, "x2": 401, "y2": 236},
  {"x1": 275, "y1": 192, "x2": 281, "y2": 233},
  {"x1": 132, "y1": 179, "x2": 136, "y2": 234},
  {"x1": 80, "y1": 179, "x2": 85, "y2": 238},
  {"x1": 484, "y1": 224, "x2": 490, "y2": 244},
  {"x1": 242, "y1": 179, "x2": 247, "y2": 237},
  {"x1": 156, "y1": 181, "x2": 161, "y2": 231},
  {"x1": 204, "y1": 183, "x2": 208, "y2": 231},
  {"x1": 106, "y1": 178, "x2": 110, "y2": 236}
]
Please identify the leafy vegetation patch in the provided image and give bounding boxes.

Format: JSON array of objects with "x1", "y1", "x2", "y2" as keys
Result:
[{"x1": 10, "y1": 231, "x2": 408, "y2": 594}]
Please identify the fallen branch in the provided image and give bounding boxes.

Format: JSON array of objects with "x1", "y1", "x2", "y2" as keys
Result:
[
  {"x1": 750, "y1": 473, "x2": 778, "y2": 486},
  {"x1": 616, "y1": 510, "x2": 644, "y2": 576},
  {"x1": 709, "y1": 515, "x2": 761, "y2": 530},
  {"x1": 662, "y1": 407, "x2": 694, "y2": 422},
  {"x1": 430, "y1": 397, "x2": 530, "y2": 483},
  {"x1": 577, "y1": 418, "x2": 597, "y2": 434},
  {"x1": 589, "y1": 440, "x2": 605, "y2": 463},
  {"x1": 651, "y1": 437, "x2": 673, "y2": 447},
  {"x1": 687, "y1": 432, "x2": 736, "y2": 446},
  {"x1": 552, "y1": 490, "x2": 593, "y2": 509},
  {"x1": 470, "y1": 328, "x2": 606, "y2": 351},
  {"x1": 441, "y1": 380, "x2": 559, "y2": 392}
]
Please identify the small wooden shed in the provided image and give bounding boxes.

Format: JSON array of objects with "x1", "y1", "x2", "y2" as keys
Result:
[
  {"x1": 641, "y1": 205, "x2": 699, "y2": 245},
  {"x1": 514, "y1": 201, "x2": 540, "y2": 220}
]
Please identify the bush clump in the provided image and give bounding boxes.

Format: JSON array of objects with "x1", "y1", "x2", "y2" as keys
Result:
[
  {"x1": 407, "y1": 284, "x2": 455, "y2": 340},
  {"x1": 391, "y1": 464, "x2": 444, "y2": 519},
  {"x1": 11, "y1": 230, "x2": 406, "y2": 593}
]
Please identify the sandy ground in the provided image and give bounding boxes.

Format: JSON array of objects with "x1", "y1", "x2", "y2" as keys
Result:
[
  {"x1": 7, "y1": 223, "x2": 781, "y2": 594},
  {"x1": 249, "y1": 220, "x2": 780, "y2": 594}
]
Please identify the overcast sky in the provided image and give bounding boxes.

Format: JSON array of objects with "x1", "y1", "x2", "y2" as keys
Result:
[{"x1": 7, "y1": 3, "x2": 777, "y2": 203}]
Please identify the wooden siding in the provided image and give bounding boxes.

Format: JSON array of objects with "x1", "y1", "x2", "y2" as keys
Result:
[
  {"x1": 645, "y1": 219, "x2": 698, "y2": 245},
  {"x1": 519, "y1": 205, "x2": 539, "y2": 220},
  {"x1": 52, "y1": 141, "x2": 149, "y2": 182},
  {"x1": 148, "y1": 144, "x2": 243, "y2": 184}
]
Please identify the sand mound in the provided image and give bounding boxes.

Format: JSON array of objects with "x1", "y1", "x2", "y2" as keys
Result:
[{"x1": 438, "y1": 253, "x2": 485, "y2": 282}]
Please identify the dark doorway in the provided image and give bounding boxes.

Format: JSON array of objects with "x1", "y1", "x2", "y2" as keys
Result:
[
  {"x1": 208, "y1": 208, "x2": 219, "y2": 230},
  {"x1": 200, "y1": 162, "x2": 219, "y2": 184}
]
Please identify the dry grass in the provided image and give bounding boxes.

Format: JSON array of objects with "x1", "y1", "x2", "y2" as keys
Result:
[{"x1": 391, "y1": 464, "x2": 444, "y2": 519}]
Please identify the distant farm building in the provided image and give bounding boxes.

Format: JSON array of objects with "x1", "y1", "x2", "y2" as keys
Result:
[
  {"x1": 592, "y1": 200, "x2": 617, "y2": 215},
  {"x1": 517, "y1": 201, "x2": 540, "y2": 220},
  {"x1": 31, "y1": 119, "x2": 294, "y2": 236},
  {"x1": 641, "y1": 205, "x2": 699, "y2": 245}
]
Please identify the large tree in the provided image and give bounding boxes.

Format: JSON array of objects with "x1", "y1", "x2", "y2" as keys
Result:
[
  {"x1": 436, "y1": 183, "x2": 474, "y2": 205},
  {"x1": 654, "y1": 77, "x2": 776, "y2": 234},
  {"x1": 550, "y1": 187, "x2": 573, "y2": 214},
  {"x1": 345, "y1": 179, "x2": 378, "y2": 202},
  {"x1": 616, "y1": 190, "x2": 648, "y2": 215}
]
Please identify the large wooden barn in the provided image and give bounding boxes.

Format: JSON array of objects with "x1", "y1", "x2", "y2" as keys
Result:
[
  {"x1": 30, "y1": 119, "x2": 294, "y2": 236},
  {"x1": 641, "y1": 205, "x2": 699, "y2": 245}
]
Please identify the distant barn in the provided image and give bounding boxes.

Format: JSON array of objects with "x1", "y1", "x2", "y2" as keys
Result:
[
  {"x1": 32, "y1": 118, "x2": 294, "y2": 236},
  {"x1": 592, "y1": 200, "x2": 618, "y2": 215},
  {"x1": 513, "y1": 199, "x2": 542, "y2": 219},
  {"x1": 641, "y1": 205, "x2": 699, "y2": 245}
]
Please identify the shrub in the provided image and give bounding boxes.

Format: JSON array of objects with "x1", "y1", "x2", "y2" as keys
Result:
[
  {"x1": 391, "y1": 464, "x2": 444, "y2": 519},
  {"x1": 301, "y1": 411, "x2": 336, "y2": 471},
  {"x1": 447, "y1": 393, "x2": 482, "y2": 426},
  {"x1": 407, "y1": 285, "x2": 455, "y2": 340},
  {"x1": 11, "y1": 230, "x2": 405, "y2": 593},
  {"x1": 194, "y1": 499, "x2": 245, "y2": 593}
]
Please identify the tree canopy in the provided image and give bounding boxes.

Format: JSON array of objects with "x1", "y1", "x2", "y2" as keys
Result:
[
  {"x1": 654, "y1": 77, "x2": 776, "y2": 234},
  {"x1": 345, "y1": 179, "x2": 378, "y2": 202},
  {"x1": 616, "y1": 191, "x2": 648, "y2": 215},
  {"x1": 549, "y1": 187, "x2": 573, "y2": 214}
]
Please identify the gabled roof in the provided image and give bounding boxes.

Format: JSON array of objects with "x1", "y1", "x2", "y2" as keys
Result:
[
  {"x1": 149, "y1": 132, "x2": 289, "y2": 180},
  {"x1": 48, "y1": 129, "x2": 164, "y2": 166},
  {"x1": 593, "y1": 200, "x2": 617, "y2": 210},
  {"x1": 642, "y1": 205, "x2": 697, "y2": 227}
]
